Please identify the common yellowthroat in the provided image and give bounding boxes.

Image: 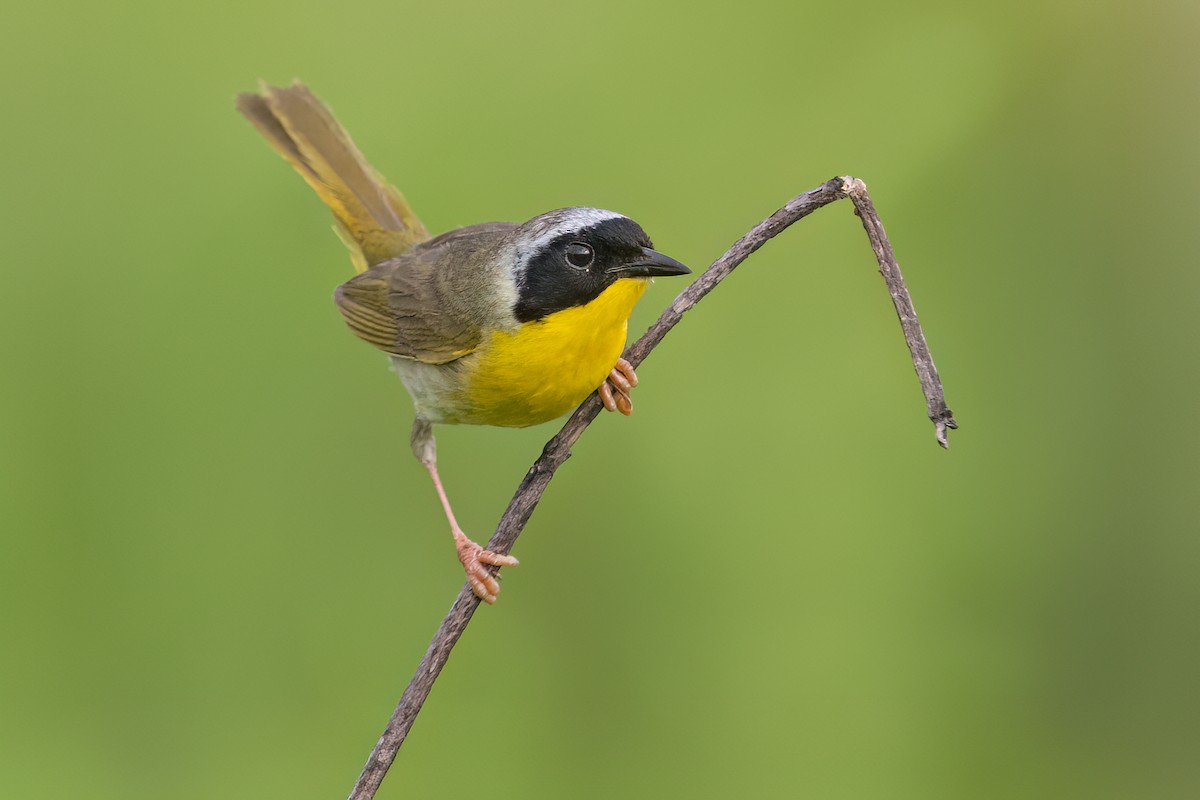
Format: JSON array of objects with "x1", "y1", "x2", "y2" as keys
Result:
[{"x1": 237, "y1": 82, "x2": 690, "y2": 603}]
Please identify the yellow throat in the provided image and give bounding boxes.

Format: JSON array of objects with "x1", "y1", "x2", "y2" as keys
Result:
[{"x1": 463, "y1": 278, "x2": 649, "y2": 427}]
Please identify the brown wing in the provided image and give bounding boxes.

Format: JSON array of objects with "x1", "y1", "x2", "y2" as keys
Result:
[{"x1": 333, "y1": 223, "x2": 518, "y2": 364}]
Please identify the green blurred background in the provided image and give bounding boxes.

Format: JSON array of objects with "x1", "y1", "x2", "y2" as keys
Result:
[{"x1": 3, "y1": 0, "x2": 1197, "y2": 797}]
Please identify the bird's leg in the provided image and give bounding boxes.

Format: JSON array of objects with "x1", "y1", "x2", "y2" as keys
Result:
[
  {"x1": 425, "y1": 461, "x2": 518, "y2": 603},
  {"x1": 411, "y1": 419, "x2": 518, "y2": 604},
  {"x1": 598, "y1": 357, "x2": 639, "y2": 416}
]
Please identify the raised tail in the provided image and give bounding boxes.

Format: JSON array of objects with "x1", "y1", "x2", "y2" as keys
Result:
[{"x1": 236, "y1": 81, "x2": 429, "y2": 272}]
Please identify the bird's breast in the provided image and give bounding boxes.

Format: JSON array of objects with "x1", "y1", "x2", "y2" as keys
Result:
[{"x1": 459, "y1": 278, "x2": 649, "y2": 427}]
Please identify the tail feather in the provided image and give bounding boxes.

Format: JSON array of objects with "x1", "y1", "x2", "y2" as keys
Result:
[{"x1": 236, "y1": 81, "x2": 429, "y2": 271}]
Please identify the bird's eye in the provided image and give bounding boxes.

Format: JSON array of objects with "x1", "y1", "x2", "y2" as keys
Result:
[{"x1": 564, "y1": 243, "x2": 594, "y2": 269}]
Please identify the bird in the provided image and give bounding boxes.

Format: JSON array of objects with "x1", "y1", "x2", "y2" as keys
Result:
[{"x1": 237, "y1": 82, "x2": 690, "y2": 603}]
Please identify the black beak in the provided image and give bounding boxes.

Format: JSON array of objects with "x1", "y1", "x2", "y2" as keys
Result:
[{"x1": 609, "y1": 247, "x2": 692, "y2": 278}]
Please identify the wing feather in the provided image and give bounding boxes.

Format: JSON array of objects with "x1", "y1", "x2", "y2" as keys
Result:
[{"x1": 332, "y1": 223, "x2": 519, "y2": 364}]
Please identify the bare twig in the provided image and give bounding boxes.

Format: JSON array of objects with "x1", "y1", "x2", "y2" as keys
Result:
[
  {"x1": 841, "y1": 178, "x2": 957, "y2": 446},
  {"x1": 346, "y1": 176, "x2": 955, "y2": 800}
]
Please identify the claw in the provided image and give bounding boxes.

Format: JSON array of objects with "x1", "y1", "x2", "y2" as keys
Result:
[
  {"x1": 598, "y1": 380, "x2": 618, "y2": 413},
  {"x1": 599, "y1": 358, "x2": 638, "y2": 416},
  {"x1": 607, "y1": 366, "x2": 632, "y2": 395},
  {"x1": 456, "y1": 532, "x2": 518, "y2": 604},
  {"x1": 614, "y1": 357, "x2": 639, "y2": 388},
  {"x1": 613, "y1": 386, "x2": 633, "y2": 415}
]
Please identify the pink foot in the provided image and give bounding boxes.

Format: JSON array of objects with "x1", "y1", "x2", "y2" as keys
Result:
[
  {"x1": 455, "y1": 532, "x2": 519, "y2": 604},
  {"x1": 598, "y1": 357, "x2": 638, "y2": 416}
]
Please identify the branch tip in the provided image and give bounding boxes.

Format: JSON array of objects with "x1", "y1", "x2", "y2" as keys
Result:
[
  {"x1": 932, "y1": 409, "x2": 958, "y2": 449},
  {"x1": 839, "y1": 176, "x2": 867, "y2": 196}
]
